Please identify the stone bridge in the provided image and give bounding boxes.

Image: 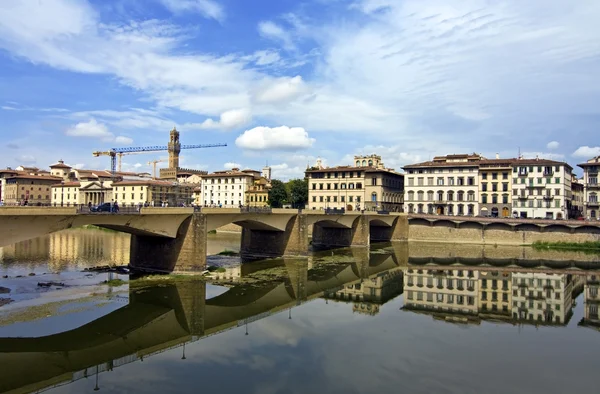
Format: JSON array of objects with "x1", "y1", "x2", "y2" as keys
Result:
[
  {"x1": 0, "y1": 246, "x2": 405, "y2": 394},
  {"x1": 0, "y1": 207, "x2": 408, "y2": 273}
]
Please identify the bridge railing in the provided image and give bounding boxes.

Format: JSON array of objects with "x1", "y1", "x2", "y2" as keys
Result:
[
  {"x1": 76, "y1": 205, "x2": 141, "y2": 215},
  {"x1": 325, "y1": 207, "x2": 345, "y2": 215},
  {"x1": 241, "y1": 206, "x2": 273, "y2": 214}
]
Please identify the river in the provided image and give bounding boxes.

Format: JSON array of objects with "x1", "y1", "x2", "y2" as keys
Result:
[{"x1": 1, "y1": 228, "x2": 599, "y2": 394}]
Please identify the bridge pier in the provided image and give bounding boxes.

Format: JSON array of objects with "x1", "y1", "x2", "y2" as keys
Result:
[
  {"x1": 240, "y1": 214, "x2": 309, "y2": 259},
  {"x1": 129, "y1": 214, "x2": 207, "y2": 273}
]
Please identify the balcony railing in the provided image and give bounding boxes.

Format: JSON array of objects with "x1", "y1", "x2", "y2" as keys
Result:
[
  {"x1": 543, "y1": 196, "x2": 554, "y2": 201},
  {"x1": 241, "y1": 206, "x2": 273, "y2": 214}
]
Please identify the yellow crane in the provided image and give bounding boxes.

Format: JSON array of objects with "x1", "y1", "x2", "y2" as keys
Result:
[{"x1": 148, "y1": 159, "x2": 164, "y2": 179}]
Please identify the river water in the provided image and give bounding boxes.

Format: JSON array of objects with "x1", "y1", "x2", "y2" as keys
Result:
[{"x1": 1, "y1": 229, "x2": 600, "y2": 394}]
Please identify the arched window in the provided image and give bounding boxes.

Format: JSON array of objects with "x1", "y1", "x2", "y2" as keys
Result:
[
  {"x1": 418, "y1": 204, "x2": 424, "y2": 213},
  {"x1": 457, "y1": 190, "x2": 464, "y2": 201},
  {"x1": 417, "y1": 191, "x2": 424, "y2": 201},
  {"x1": 356, "y1": 160, "x2": 360, "y2": 166},
  {"x1": 349, "y1": 183, "x2": 355, "y2": 189},
  {"x1": 447, "y1": 191, "x2": 454, "y2": 201},
  {"x1": 368, "y1": 159, "x2": 373, "y2": 166},
  {"x1": 408, "y1": 191, "x2": 414, "y2": 201},
  {"x1": 362, "y1": 160, "x2": 366, "y2": 166},
  {"x1": 408, "y1": 204, "x2": 414, "y2": 213},
  {"x1": 427, "y1": 191, "x2": 434, "y2": 201},
  {"x1": 590, "y1": 192, "x2": 598, "y2": 203},
  {"x1": 437, "y1": 191, "x2": 444, "y2": 202}
]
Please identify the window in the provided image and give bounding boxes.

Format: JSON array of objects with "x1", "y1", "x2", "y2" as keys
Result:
[
  {"x1": 448, "y1": 177, "x2": 454, "y2": 186},
  {"x1": 437, "y1": 177, "x2": 444, "y2": 186},
  {"x1": 467, "y1": 177, "x2": 475, "y2": 186},
  {"x1": 371, "y1": 177, "x2": 377, "y2": 186},
  {"x1": 457, "y1": 177, "x2": 464, "y2": 186},
  {"x1": 492, "y1": 195, "x2": 498, "y2": 204},
  {"x1": 408, "y1": 178, "x2": 414, "y2": 186},
  {"x1": 492, "y1": 183, "x2": 498, "y2": 192},
  {"x1": 482, "y1": 173, "x2": 488, "y2": 180},
  {"x1": 482, "y1": 183, "x2": 488, "y2": 192},
  {"x1": 417, "y1": 177, "x2": 424, "y2": 186},
  {"x1": 482, "y1": 194, "x2": 488, "y2": 204}
]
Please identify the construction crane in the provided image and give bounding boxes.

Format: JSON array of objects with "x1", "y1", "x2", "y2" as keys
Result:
[
  {"x1": 148, "y1": 159, "x2": 164, "y2": 180},
  {"x1": 91, "y1": 151, "x2": 148, "y2": 173},
  {"x1": 92, "y1": 143, "x2": 227, "y2": 177}
]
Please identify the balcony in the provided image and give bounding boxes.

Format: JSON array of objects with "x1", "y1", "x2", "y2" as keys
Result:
[
  {"x1": 518, "y1": 171, "x2": 528, "y2": 177},
  {"x1": 585, "y1": 200, "x2": 600, "y2": 207},
  {"x1": 543, "y1": 171, "x2": 554, "y2": 177},
  {"x1": 518, "y1": 195, "x2": 528, "y2": 200},
  {"x1": 543, "y1": 196, "x2": 554, "y2": 201},
  {"x1": 526, "y1": 184, "x2": 545, "y2": 188}
]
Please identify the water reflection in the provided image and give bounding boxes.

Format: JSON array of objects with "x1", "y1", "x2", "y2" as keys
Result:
[{"x1": 1, "y1": 237, "x2": 600, "y2": 393}]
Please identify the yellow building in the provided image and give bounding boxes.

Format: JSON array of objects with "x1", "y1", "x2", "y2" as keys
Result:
[
  {"x1": 246, "y1": 177, "x2": 271, "y2": 207},
  {"x1": 305, "y1": 155, "x2": 404, "y2": 212},
  {"x1": 478, "y1": 159, "x2": 513, "y2": 217}
]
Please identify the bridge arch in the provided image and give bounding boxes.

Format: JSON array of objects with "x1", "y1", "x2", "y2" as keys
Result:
[{"x1": 431, "y1": 219, "x2": 456, "y2": 228}]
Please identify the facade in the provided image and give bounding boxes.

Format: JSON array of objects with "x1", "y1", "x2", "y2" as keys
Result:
[
  {"x1": 511, "y1": 272, "x2": 574, "y2": 325},
  {"x1": 245, "y1": 177, "x2": 271, "y2": 207},
  {"x1": 0, "y1": 168, "x2": 20, "y2": 203},
  {"x1": 3, "y1": 173, "x2": 63, "y2": 205},
  {"x1": 403, "y1": 153, "x2": 481, "y2": 215},
  {"x1": 478, "y1": 159, "x2": 513, "y2": 217},
  {"x1": 579, "y1": 274, "x2": 599, "y2": 330},
  {"x1": 111, "y1": 180, "x2": 193, "y2": 206},
  {"x1": 570, "y1": 175, "x2": 585, "y2": 219},
  {"x1": 511, "y1": 158, "x2": 572, "y2": 219},
  {"x1": 306, "y1": 155, "x2": 404, "y2": 212},
  {"x1": 200, "y1": 168, "x2": 262, "y2": 207},
  {"x1": 478, "y1": 270, "x2": 512, "y2": 316},
  {"x1": 578, "y1": 156, "x2": 599, "y2": 220}
]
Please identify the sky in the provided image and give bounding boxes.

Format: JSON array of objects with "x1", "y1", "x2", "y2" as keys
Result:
[{"x1": 0, "y1": 0, "x2": 599, "y2": 180}]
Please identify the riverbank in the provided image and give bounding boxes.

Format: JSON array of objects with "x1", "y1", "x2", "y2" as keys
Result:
[{"x1": 532, "y1": 241, "x2": 600, "y2": 253}]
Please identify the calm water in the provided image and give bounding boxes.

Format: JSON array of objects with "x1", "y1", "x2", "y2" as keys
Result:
[{"x1": 1, "y1": 230, "x2": 600, "y2": 394}]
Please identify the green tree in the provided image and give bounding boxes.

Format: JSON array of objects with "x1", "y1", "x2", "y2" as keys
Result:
[
  {"x1": 287, "y1": 178, "x2": 308, "y2": 208},
  {"x1": 268, "y1": 179, "x2": 288, "y2": 208}
]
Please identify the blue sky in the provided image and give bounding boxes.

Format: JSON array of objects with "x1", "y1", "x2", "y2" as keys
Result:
[{"x1": 1, "y1": 0, "x2": 599, "y2": 179}]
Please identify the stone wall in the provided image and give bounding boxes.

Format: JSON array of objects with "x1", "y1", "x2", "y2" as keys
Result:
[{"x1": 408, "y1": 220, "x2": 600, "y2": 245}]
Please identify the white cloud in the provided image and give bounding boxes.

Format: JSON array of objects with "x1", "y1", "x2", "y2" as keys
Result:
[
  {"x1": 269, "y1": 163, "x2": 306, "y2": 180},
  {"x1": 114, "y1": 136, "x2": 134, "y2": 145},
  {"x1": 133, "y1": 163, "x2": 143, "y2": 168},
  {"x1": 258, "y1": 21, "x2": 295, "y2": 50},
  {"x1": 185, "y1": 108, "x2": 252, "y2": 130},
  {"x1": 572, "y1": 146, "x2": 600, "y2": 158},
  {"x1": 65, "y1": 119, "x2": 113, "y2": 141},
  {"x1": 235, "y1": 126, "x2": 315, "y2": 151},
  {"x1": 254, "y1": 76, "x2": 307, "y2": 104},
  {"x1": 547, "y1": 141, "x2": 560, "y2": 150},
  {"x1": 224, "y1": 162, "x2": 242, "y2": 169},
  {"x1": 158, "y1": 0, "x2": 224, "y2": 21},
  {"x1": 252, "y1": 50, "x2": 281, "y2": 66},
  {"x1": 1, "y1": 106, "x2": 16, "y2": 110}
]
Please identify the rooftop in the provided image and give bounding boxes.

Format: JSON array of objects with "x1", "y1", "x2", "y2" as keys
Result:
[{"x1": 49, "y1": 160, "x2": 71, "y2": 169}]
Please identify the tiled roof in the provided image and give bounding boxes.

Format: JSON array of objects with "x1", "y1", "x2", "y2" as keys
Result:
[
  {"x1": 404, "y1": 157, "x2": 572, "y2": 170},
  {"x1": 578, "y1": 156, "x2": 600, "y2": 167},
  {"x1": 51, "y1": 181, "x2": 81, "y2": 187},
  {"x1": 49, "y1": 162, "x2": 71, "y2": 169},
  {"x1": 7, "y1": 175, "x2": 63, "y2": 182},
  {"x1": 112, "y1": 180, "x2": 177, "y2": 187},
  {"x1": 203, "y1": 171, "x2": 255, "y2": 178}
]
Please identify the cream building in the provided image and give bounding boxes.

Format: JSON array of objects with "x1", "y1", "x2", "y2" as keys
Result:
[
  {"x1": 305, "y1": 154, "x2": 404, "y2": 212},
  {"x1": 511, "y1": 272, "x2": 574, "y2": 325},
  {"x1": 579, "y1": 274, "x2": 599, "y2": 330},
  {"x1": 403, "y1": 267, "x2": 480, "y2": 317},
  {"x1": 403, "y1": 153, "x2": 481, "y2": 215},
  {"x1": 111, "y1": 179, "x2": 193, "y2": 207},
  {"x1": 577, "y1": 156, "x2": 599, "y2": 220},
  {"x1": 200, "y1": 168, "x2": 264, "y2": 208},
  {"x1": 511, "y1": 158, "x2": 572, "y2": 219}
]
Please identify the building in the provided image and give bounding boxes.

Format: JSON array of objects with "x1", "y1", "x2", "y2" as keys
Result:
[
  {"x1": 0, "y1": 168, "x2": 20, "y2": 203},
  {"x1": 245, "y1": 177, "x2": 271, "y2": 207},
  {"x1": 578, "y1": 156, "x2": 599, "y2": 220},
  {"x1": 200, "y1": 168, "x2": 264, "y2": 207},
  {"x1": 478, "y1": 158, "x2": 514, "y2": 217},
  {"x1": 111, "y1": 179, "x2": 193, "y2": 207},
  {"x1": 570, "y1": 175, "x2": 585, "y2": 219},
  {"x1": 511, "y1": 157, "x2": 572, "y2": 219},
  {"x1": 403, "y1": 153, "x2": 482, "y2": 215},
  {"x1": 511, "y1": 272, "x2": 574, "y2": 325},
  {"x1": 305, "y1": 154, "x2": 404, "y2": 212},
  {"x1": 159, "y1": 127, "x2": 207, "y2": 181},
  {"x1": 3, "y1": 173, "x2": 63, "y2": 205}
]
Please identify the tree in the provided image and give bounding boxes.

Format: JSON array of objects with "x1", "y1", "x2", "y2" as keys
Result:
[
  {"x1": 268, "y1": 179, "x2": 287, "y2": 208},
  {"x1": 287, "y1": 178, "x2": 308, "y2": 208}
]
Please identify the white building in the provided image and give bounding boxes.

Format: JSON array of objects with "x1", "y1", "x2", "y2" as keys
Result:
[
  {"x1": 200, "y1": 168, "x2": 262, "y2": 207},
  {"x1": 511, "y1": 158, "x2": 572, "y2": 219},
  {"x1": 403, "y1": 154, "x2": 481, "y2": 215},
  {"x1": 578, "y1": 156, "x2": 599, "y2": 220}
]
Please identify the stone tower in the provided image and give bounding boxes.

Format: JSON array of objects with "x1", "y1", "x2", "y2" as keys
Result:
[
  {"x1": 262, "y1": 165, "x2": 272, "y2": 181},
  {"x1": 168, "y1": 126, "x2": 181, "y2": 168}
]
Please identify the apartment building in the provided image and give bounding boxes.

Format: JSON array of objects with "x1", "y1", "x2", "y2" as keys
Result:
[
  {"x1": 511, "y1": 272, "x2": 574, "y2": 325},
  {"x1": 3, "y1": 173, "x2": 63, "y2": 205},
  {"x1": 200, "y1": 168, "x2": 266, "y2": 208},
  {"x1": 478, "y1": 270, "x2": 512, "y2": 316},
  {"x1": 578, "y1": 156, "x2": 599, "y2": 220},
  {"x1": 511, "y1": 158, "x2": 572, "y2": 219},
  {"x1": 306, "y1": 155, "x2": 404, "y2": 212},
  {"x1": 245, "y1": 177, "x2": 271, "y2": 207},
  {"x1": 403, "y1": 153, "x2": 481, "y2": 215},
  {"x1": 111, "y1": 180, "x2": 193, "y2": 206},
  {"x1": 579, "y1": 274, "x2": 599, "y2": 330},
  {"x1": 570, "y1": 175, "x2": 585, "y2": 219},
  {"x1": 478, "y1": 159, "x2": 513, "y2": 217}
]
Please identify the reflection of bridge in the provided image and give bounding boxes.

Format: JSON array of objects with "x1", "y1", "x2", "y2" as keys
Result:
[
  {"x1": 0, "y1": 245, "x2": 407, "y2": 394},
  {"x1": 0, "y1": 207, "x2": 408, "y2": 272}
]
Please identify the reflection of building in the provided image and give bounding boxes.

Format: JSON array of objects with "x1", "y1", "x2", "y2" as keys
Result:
[
  {"x1": 209, "y1": 266, "x2": 242, "y2": 282},
  {"x1": 578, "y1": 156, "x2": 599, "y2": 220},
  {"x1": 511, "y1": 272, "x2": 574, "y2": 325},
  {"x1": 479, "y1": 270, "x2": 512, "y2": 317},
  {"x1": 306, "y1": 155, "x2": 404, "y2": 212},
  {"x1": 579, "y1": 274, "x2": 599, "y2": 330},
  {"x1": 323, "y1": 268, "x2": 404, "y2": 315},
  {"x1": 403, "y1": 268, "x2": 480, "y2": 321}
]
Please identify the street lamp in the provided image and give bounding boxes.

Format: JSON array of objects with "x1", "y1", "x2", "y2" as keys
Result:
[
  {"x1": 60, "y1": 180, "x2": 65, "y2": 207},
  {"x1": 93, "y1": 365, "x2": 100, "y2": 391}
]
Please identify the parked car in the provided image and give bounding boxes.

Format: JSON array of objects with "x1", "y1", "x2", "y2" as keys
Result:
[{"x1": 90, "y1": 202, "x2": 118, "y2": 213}]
